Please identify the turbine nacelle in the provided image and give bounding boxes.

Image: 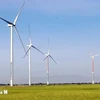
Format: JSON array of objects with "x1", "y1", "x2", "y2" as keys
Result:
[
  {"x1": 45, "y1": 53, "x2": 50, "y2": 56},
  {"x1": 8, "y1": 24, "x2": 15, "y2": 27},
  {"x1": 27, "y1": 44, "x2": 32, "y2": 47},
  {"x1": 91, "y1": 56, "x2": 95, "y2": 59}
]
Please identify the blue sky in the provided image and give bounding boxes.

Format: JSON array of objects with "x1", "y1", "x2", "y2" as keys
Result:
[{"x1": 0, "y1": 0, "x2": 100, "y2": 84}]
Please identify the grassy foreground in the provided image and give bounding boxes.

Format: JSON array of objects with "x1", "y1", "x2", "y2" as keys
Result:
[{"x1": 0, "y1": 84, "x2": 100, "y2": 100}]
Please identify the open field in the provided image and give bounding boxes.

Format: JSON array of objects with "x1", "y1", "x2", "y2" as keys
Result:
[{"x1": 0, "y1": 84, "x2": 100, "y2": 100}]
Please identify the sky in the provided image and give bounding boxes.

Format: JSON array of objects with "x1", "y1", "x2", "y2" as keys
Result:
[{"x1": 0, "y1": 0, "x2": 100, "y2": 84}]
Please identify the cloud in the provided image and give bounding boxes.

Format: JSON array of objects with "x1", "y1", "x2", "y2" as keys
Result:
[{"x1": 0, "y1": 0, "x2": 100, "y2": 15}]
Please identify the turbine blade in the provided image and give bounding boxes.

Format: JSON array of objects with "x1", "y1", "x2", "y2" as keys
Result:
[
  {"x1": 91, "y1": 54, "x2": 100, "y2": 58},
  {"x1": 23, "y1": 46, "x2": 31, "y2": 58},
  {"x1": 49, "y1": 55, "x2": 57, "y2": 64},
  {"x1": 94, "y1": 54, "x2": 100, "y2": 57},
  {"x1": 0, "y1": 17, "x2": 13, "y2": 25},
  {"x1": 14, "y1": 26, "x2": 26, "y2": 54},
  {"x1": 43, "y1": 56, "x2": 48, "y2": 61},
  {"x1": 28, "y1": 25, "x2": 32, "y2": 44},
  {"x1": 48, "y1": 39, "x2": 50, "y2": 53},
  {"x1": 31, "y1": 45, "x2": 44, "y2": 55},
  {"x1": 13, "y1": 2, "x2": 25, "y2": 25}
]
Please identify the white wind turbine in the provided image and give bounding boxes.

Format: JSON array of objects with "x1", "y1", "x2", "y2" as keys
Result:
[
  {"x1": 90, "y1": 54, "x2": 100, "y2": 84},
  {"x1": 23, "y1": 27, "x2": 44, "y2": 86},
  {"x1": 0, "y1": 2, "x2": 26, "y2": 86},
  {"x1": 43, "y1": 39, "x2": 57, "y2": 85}
]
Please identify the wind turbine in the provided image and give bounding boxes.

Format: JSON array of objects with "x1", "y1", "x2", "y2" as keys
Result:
[
  {"x1": 0, "y1": 2, "x2": 26, "y2": 86},
  {"x1": 90, "y1": 54, "x2": 100, "y2": 84},
  {"x1": 43, "y1": 39, "x2": 57, "y2": 85},
  {"x1": 23, "y1": 26, "x2": 44, "y2": 86}
]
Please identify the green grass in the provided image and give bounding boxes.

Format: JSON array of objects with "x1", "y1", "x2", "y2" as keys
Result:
[{"x1": 0, "y1": 84, "x2": 100, "y2": 100}]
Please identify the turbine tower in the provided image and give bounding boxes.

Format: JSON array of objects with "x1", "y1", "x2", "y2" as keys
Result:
[
  {"x1": 91, "y1": 54, "x2": 100, "y2": 84},
  {"x1": 0, "y1": 2, "x2": 26, "y2": 86},
  {"x1": 43, "y1": 39, "x2": 57, "y2": 85},
  {"x1": 23, "y1": 27, "x2": 44, "y2": 86}
]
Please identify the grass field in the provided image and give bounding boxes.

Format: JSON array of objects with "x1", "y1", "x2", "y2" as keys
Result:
[{"x1": 0, "y1": 84, "x2": 100, "y2": 100}]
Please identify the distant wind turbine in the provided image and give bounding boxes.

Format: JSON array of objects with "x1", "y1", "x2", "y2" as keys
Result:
[
  {"x1": 43, "y1": 39, "x2": 57, "y2": 85},
  {"x1": 0, "y1": 2, "x2": 26, "y2": 86},
  {"x1": 90, "y1": 54, "x2": 100, "y2": 84},
  {"x1": 23, "y1": 26, "x2": 44, "y2": 86}
]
